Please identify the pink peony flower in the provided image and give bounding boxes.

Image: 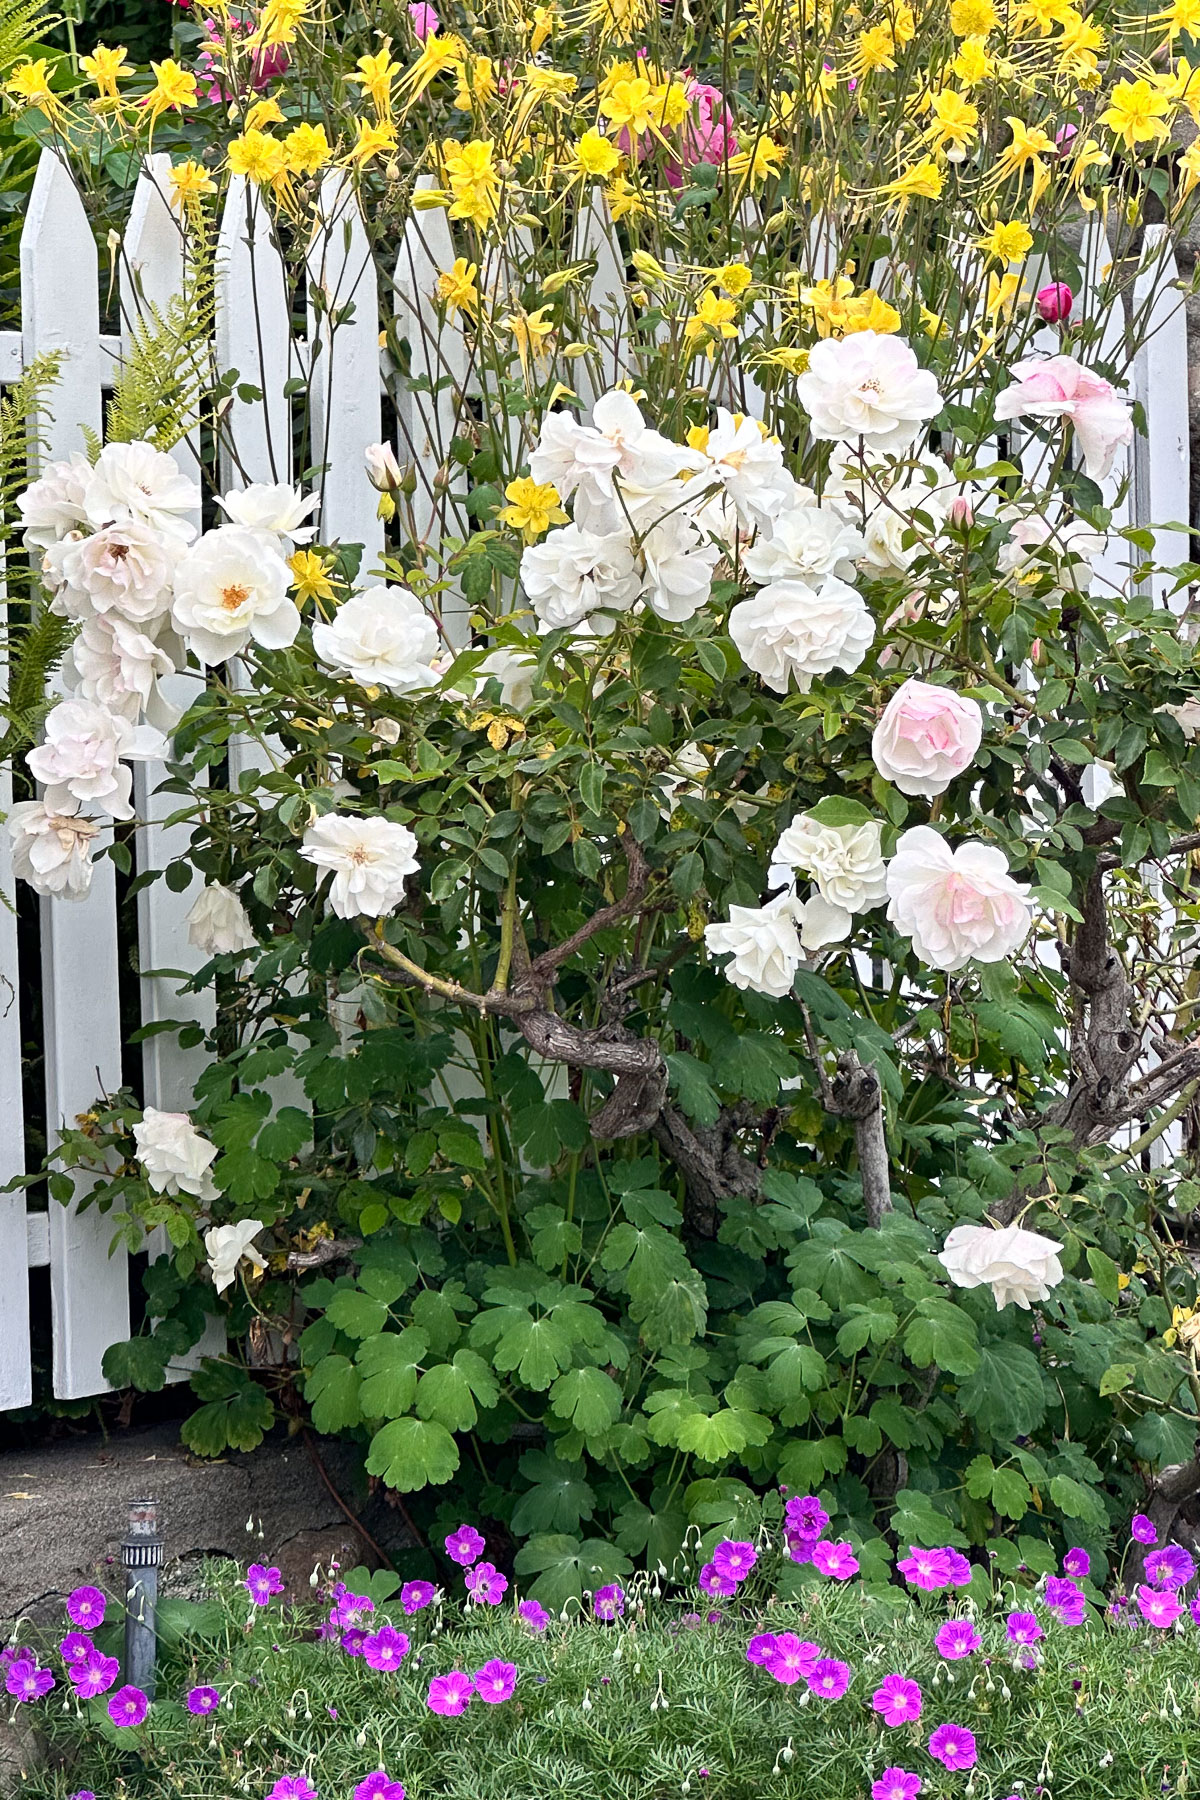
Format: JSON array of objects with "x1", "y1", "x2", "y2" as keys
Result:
[{"x1": 994, "y1": 353, "x2": 1134, "y2": 479}]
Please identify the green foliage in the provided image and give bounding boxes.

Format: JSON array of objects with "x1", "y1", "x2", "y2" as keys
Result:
[{"x1": 106, "y1": 242, "x2": 215, "y2": 451}]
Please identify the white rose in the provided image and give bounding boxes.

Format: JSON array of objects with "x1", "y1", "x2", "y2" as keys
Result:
[
  {"x1": 312, "y1": 586, "x2": 439, "y2": 694},
  {"x1": 1159, "y1": 698, "x2": 1200, "y2": 742},
  {"x1": 64, "y1": 614, "x2": 179, "y2": 725},
  {"x1": 7, "y1": 800, "x2": 99, "y2": 900},
  {"x1": 638, "y1": 509, "x2": 719, "y2": 622},
  {"x1": 205, "y1": 1218, "x2": 268, "y2": 1295},
  {"x1": 768, "y1": 813, "x2": 887, "y2": 932},
  {"x1": 187, "y1": 883, "x2": 257, "y2": 956},
  {"x1": 55, "y1": 521, "x2": 179, "y2": 624},
  {"x1": 728, "y1": 576, "x2": 875, "y2": 694},
  {"x1": 872, "y1": 680, "x2": 984, "y2": 798},
  {"x1": 529, "y1": 391, "x2": 690, "y2": 510},
  {"x1": 796, "y1": 331, "x2": 942, "y2": 453},
  {"x1": 364, "y1": 442, "x2": 403, "y2": 492},
  {"x1": 18, "y1": 453, "x2": 91, "y2": 549},
  {"x1": 795, "y1": 892, "x2": 858, "y2": 951},
  {"x1": 939, "y1": 1222, "x2": 1064, "y2": 1310},
  {"x1": 83, "y1": 440, "x2": 199, "y2": 541},
  {"x1": 133, "y1": 1106, "x2": 220, "y2": 1201},
  {"x1": 743, "y1": 504, "x2": 863, "y2": 585},
  {"x1": 700, "y1": 409, "x2": 796, "y2": 531},
  {"x1": 704, "y1": 889, "x2": 803, "y2": 998},
  {"x1": 520, "y1": 523, "x2": 640, "y2": 634},
  {"x1": 300, "y1": 812, "x2": 420, "y2": 919},
  {"x1": 886, "y1": 826, "x2": 1030, "y2": 971},
  {"x1": 218, "y1": 483, "x2": 320, "y2": 547},
  {"x1": 476, "y1": 647, "x2": 538, "y2": 711},
  {"x1": 997, "y1": 511, "x2": 1105, "y2": 593},
  {"x1": 26, "y1": 699, "x2": 166, "y2": 822},
  {"x1": 171, "y1": 526, "x2": 299, "y2": 665}
]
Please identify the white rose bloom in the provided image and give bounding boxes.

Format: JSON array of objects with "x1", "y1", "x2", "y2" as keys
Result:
[
  {"x1": 700, "y1": 409, "x2": 796, "y2": 531},
  {"x1": 939, "y1": 1222, "x2": 1064, "y2": 1311},
  {"x1": 7, "y1": 800, "x2": 99, "y2": 900},
  {"x1": 301, "y1": 812, "x2": 420, "y2": 918},
  {"x1": 18, "y1": 453, "x2": 92, "y2": 549},
  {"x1": 705, "y1": 889, "x2": 803, "y2": 998},
  {"x1": 872, "y1": 679, "x2": 984, "y2": 798},
  {"x1": 64, "y1": 614, "x2": 179, "y2": 724},
  {"x1": 312, "y1": 586, "x2": 439, "y2": 694},
  {"x1": 83, "y1": 441, "x2": 199, "y2": 541},
  {"x1": 521, "y1": 523, "x2": 640, "y2": 634},
  {"x1": 133, "y1": 1106, "x2": 220, "y2": 1201},
  {"x1": 1159, "y1": 698, "x2": 1200, "y2": 742},
  {"x1": 218, "y1": 483, "x2": 320, "y2": 547},
  {"x1": 529, "y1": 391, "x2": 690, "y2": 510},
  {"x1": 997, "y1": 511, "x2": 1105, "y2": 593},
  {"x1": 639, "y1": 510, "x2": 719, "y2": 622},
  {"x1": 768, "y1": 814, "x2": 888, "y2": 927},
  {"x1": 796, "y1": 892, "x2": 858, "y2": 952},
  {"x1": 743, "y1": 503, "x2": 863, "y2": 586},
  {"x1": 728, "y1": 576, "x2": 875, "y2": 695},
  {"x1": 827, "y1": 447, "x2": 963, "y2": 575},
  {"x1": 364, "y1": 442, "x2": 403, "y2": 491},
  {"x1": 187, "y1": 883, "x2": 257, "y2": 956},
  {"x1": 171, "y1": 526, "x2": 299, "y2": 665},
  {"x1": 205, "y1": 1218, "x2": 269, "y2": 1295},
  {"x1": 796, "y1": 331, "x2": 942, "y2": 453},
  {"x1": 476, "y1": 647, "x2": 538, "y2": 711},
  {"x1": 54, "y1": 520, "x2": 180, "y2": 624},
  {"x1": 26, "y1": 699, "x2": 166, "y2": 822},
  {"x1": 886, "y1": 826, "x2": 1030, "y2": 971}
]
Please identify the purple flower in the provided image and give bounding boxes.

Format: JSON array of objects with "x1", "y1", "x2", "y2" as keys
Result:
[
  {"x1": 807, "y1": 1657, "x2": 851, "y2": 1701},
  {"x1": 267, "y1": 1781, "x2": 318, "y2": 1800},
  {"x1": 698, "y1": 1562, "x2": 737, "y2": 1598},
  {"x1": 943, "y1": 1551, "x2": 973, "y2": 1588},
  {"x1": 928, "y1": 1723, "x2": 977, "y2": 1771},
  {"x1": 592, "y1": 1584, "x2": 624, "y2": 1621},
  {"x1": 1005, "y1": 1611, "x2": 1043, "y2": 1646},
  {"x1": 872, "y1": 1774, "x2": 922, "y2": 1800},
  {"x1": 353, "y1": 1774, "x2": 405, "y2": 1800},
  {"x1": 1044, "y1": 1577, "x2": 1086, "y2": 1627},
  {"x1": 474, "y1": 1658, "x2": 517, "y2": 1703},
  {"x1": 765, "y1": 1634, "x2": 821, "y2": 1685},
  {"x1": 1062, "y1": 1546, "x2": 1090, "y2": 1580},
  {"x1": 245, "y1": 1564, "x2": 284, "y2": 1605},
  {"x1": 427, "y1": 1671, "x2": 474, "y2": 1715},
  {"x1": 518, "y1": 1599, "x2": 550, "y2": 1632},
  {"x1": 444, "y1": 1525, "x2": 485, "y2": 1567},
  {"x1": 872, "y1": 1674, "x2": 922, "y2": 1726},
  {"x1": 811, "y1": 1539, "x2": 859, "y2": 1581},
  {"x1": 712, "y1": 1540, "x2": 756, "y2": 1583},
  {"x1": 66, "y1": 1587, "x2": 106, "y2": 1631},
  {"x1": 784, "y1": 1494, "x2": 829, "y2": 1536},
  {"x1": 1136, "y1": 1583, "x2": 1184, "y2": 1628},
  {"x1": 69, "y1": 1792, "x2": 97, "y2": 1800},
  {"x1": 465, "y1": 1561, "x2": 508, "y2": 1606},
  {"x1": 5, "y1": 1662, "x2": 54, "y2": 1703},
  {"x1": 340, "y1": 1628, "x2": 368, "y2": 1657},
  {"x1": 400, "y1": 1581, "x2": 437, "y2": 1614},
  {"x1": 934, "y1": 1619, "x2": 980, "y2": 1660},
  {"x1": 0, "y1": 1646, "x2": 34, "y2": 1671},
  {"x1": 362, "y1": 1626, "x2": 410, "y2": 1672},
  {"x1": 1145, "y1": 1544, "x2": 1196, "y2": 1590},
  {"x1": 59, "y1": 1633, "x2": 96, "y2": 1666},
  {"x1": 1131, "y1": 1513, "x2": 1158, "y2": 1546},
  {"x1": 897, "y1": 1547, "x2": 953, "y2": 1592},
  {"x1": 1191, "y1": 1594, "x2": 1200, "y2": 1628},
  {"x1": 107, "y1": 1685, "x2": 149, "y2": 1728},
  {"x1": 69, "y1": 1653, "x2": 120, "y2": 1699},
  {"x1": 745, "y1": 1632, "x2": 777, "y2": 1665},
  {"x1": 187, "y1": 1685, "x2": 221, "y2": 1716},
  {"x1": 329, "y1": 1589, "x2": 374, "y2": 1629},
  {"x1": 785, "y1": 1529, "x2": 820, "y2": 1565}
]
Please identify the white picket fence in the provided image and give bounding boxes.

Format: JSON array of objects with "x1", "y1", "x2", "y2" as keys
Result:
[{"x1": 0, "y1": 146, "x2": 1191, "y2": 1410}]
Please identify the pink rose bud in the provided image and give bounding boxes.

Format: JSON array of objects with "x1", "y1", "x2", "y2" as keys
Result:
[
  {"x1": 1055, "y1": 122, "x2": 1077, "y2": 149},
  {"x1": 1036, "y1": 282, "x2": 1073, "y2": 324},
  {"x1": 1030, "y1": 637, "x2": 1043, "y2": 664},
  {"x1": 948, "y1": 496, "x2": 974, "y2": 529}
]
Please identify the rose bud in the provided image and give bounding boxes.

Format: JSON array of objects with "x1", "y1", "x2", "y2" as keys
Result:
[{"x1": 1036, "y1": 282, "x2": 1073, "y2": 324}]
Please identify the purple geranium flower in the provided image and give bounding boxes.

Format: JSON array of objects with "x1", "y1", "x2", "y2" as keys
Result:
[
  {"x1": 518, "y1": 1599, "x2": 550, "y2": 1632},
  {"x1": 935, "y1": 1618, "x2": 980, "y2": 1660},
  {"x1": 340, "y1": 1628, "x2": 368, "y2": 1657},
  {"x1": 764, "y1": 1633, "x2": 821, "y2": 1685},
  {"x1": 187, "y1": 1685, "x2": 221, "y2": 1716},
  {"x1": 69, "y1": 1653, "x2": 120, "y2": 1700},
  {"x1": 362, "y1": 1626, "x2": 410, "y2": 1672},
  {"x1": 107, "y1": 1685, "x2": 149, "y2": 1728},
  {"x1": 746, "y1": 1632, "x2": 777, "y2": 1665},
  {"x1": 928, "y1": 1723, "x2": 977, "y2": 1771},
  {"x1": 245, "y1": 1564, "x2": 284, "y2": 1606},
  {"x1": 474, "y1": 1658, "x2": 517, "y2": 1703},
  {"x1": 444, "y1": 1525, "x2": 485, "y2": 1567},
  {"x1": 1005, "y1": 1611, "x2": 1043, "y2": 1646},
  {"x1": 784, "y1": 1494, "x2": 829, "y2": 1536},
  {"x1": 427, "y1": 1671, "x2": 474, "y2": 1715},
  {"x1": 59, "y1": 1633, "x2": 95, "y2": 1666},
  {"x1": 1131, "y1": 1513, "x2": 1158, "y2": 1546},
  {"x1": 465, "y1": 1561, "x2": 508, "y2": 1606},
  {"x1": 698, "y1": 1563, "x2": 737, "y2": 1598},
  {"x1": 5, "y1": 1662, "x2": 54, "y2": 1703},
  {"x1": 943, "y1": 1550, "x2": 973, "y2": 1587},
  {"x1": 897, "y1": 1547, "x2": 953, "y2": 1592},
  {"x1": 811, "y1": 1539, "x2": 860, "y2": 1581},
  {"x1": 68, "y1": 1792, "x2": 96, "y2": 1800},
  {"x1": 400, "y1": 1581, "x2": 437, "y2": 1614},
  {"x1": 1145, "y1": 1544, "x2": 1196, "y2": 1590},
  {"x1": 1136, "y1": 1583, "x2": 1184, "y2": 1628},
  {"x1": 267, "y1": 1780, "x2": 318, "y2": 1800},
  {"x1": 0, "y1": 1646, "x2": 34, "y2": 1671},
  {"x1": 872, "y1": 1674, "x2": 922, "y2": 1727},
  {"x1": 329, "y1": 1590, "x2": 374, "y2": 1630},
  {"x1": 807, "y1": 1657, "x2": 851, "y2": 1701},
  {"x1": 711, "y1": 1540, "x2": 756, "y2": 1583},
  {"x1": 353, "y1": 1773, "x2": 405, "y2": 1800},
  {"x1": 1063, "y1": 1546, "x2": 1090, "y2": 1580},
  {"x1": 872, "y1": 1774, "x2": 922, "y2": 1800},
  {"x1": 592, "y1": 1584, "x2": 624, "y2": 1621},
  {"x1": 1044, "y1": 1577, "x2": 1086, "y2": 1627},
  {"x1": 66, "y1": 1587, "x2": 106, "y2": 1631}
]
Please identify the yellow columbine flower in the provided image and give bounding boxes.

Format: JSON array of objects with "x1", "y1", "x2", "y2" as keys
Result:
[
  {"x1": 977, "y1": 218, "x2": 1034, "y2": 262},
  {"x1": 715, "y1": 262, "x2": 753, "y2": 296},
  {"x1": 505, "y1": 304, "x2": 555, "y2": 378},
  {"x1": 1178, "y1": 138, "x2": 1200, "y2": 197},
  {"x1": 253, "y1": 0, "x2": 309, "y2": 47},
  {"x1": 605, "y1": 174, "x2": 648, "y2": 220},
  {"x1": 599, "y1": 75, "x2": 656, "y2": 137},
  {"x1": 949, "y1": 0, "x2": 997, "y2": 33},
  {"x1": 498, "y1": 476, "x2": 567, "y2": 541},
  {"x1": 926, "y1": 88, "x2": 979, "y2": 158},
  {"x1": 453, "y1": 53, "x2": 496, "y2": 110},
  {"x1": 727, "y1": 136, "x2": 784, "y2": 188},
  {"x1": 654, "y1": 77, "x2": 690, "y2": 130},
  {"x1": 853, "y1": 24, "x2": 898, "y2": 72},
  {"x1": 880, "y1": 158, "x2": 945, "y2": 202},
  {"x1": 684, "y1": 289, "x2": 739, "y2": 351},
  {"x1": 1156, "y1": 0, "x2": 1200, "y2": 36},
  {"x1": 144, "y1": 58, "x2": 198, "y2": 126},
  {"x1": 5, "y1": 57, "x2": 60, "y2": 112},
  {"x1": 1013, "y1": 0, "x2": 1075, "y2": 33},
  {"x1": 992, "y1": 117, "x2": 1056, "y2": 204},
  {"x1": 289, "y1": 550, "x2": 339, "y2": 605},
  {"x1": 573, "y1": 127, "x2": 621, "y2": 179},
  {"x1": 443, "y1": 138, "x2": 500, "y2": 228},
  {"x1": 350, "y1": 42, "x2": 399, "y2": 118},
  {"x1": 1099, "y1": 78, "x2": 1172, "y2": 152},
  {"x1": 285, "y1": 121, "x2": 331, "y2": 175},
  {"x1": 399, "y1": 32, "x2": 466, "y2": 110},
  {"x1": 530, "y1": 5, "x2": 557, "y2": 52},
  {"x1": 345, "y1": 118, "x2": 397, "y2": 165},
  {"x1": 436, "y1": 257, "x2": 479, "y2": 317},
  {"x1": 168, "y1": 159, "x2": 218, "y2": 211},
  {"x1": 1056, "y1": 12, "x2": 1106, "y2": 80},
  {"x1": 985, "y1": 270, "x2": 1020, "y2": 318},
  {"x1": 953, "y1": 36, "x2": 993, "y2": 83},
  {"x1": 244, "y1": 97, "x2": 286, "y2": 131},
  {"x1": 227, "y1": 131, "x2": 288, "y2": 183},
  {"x1": 80, "y1": 43, "x2": 129, "y2": 99}
]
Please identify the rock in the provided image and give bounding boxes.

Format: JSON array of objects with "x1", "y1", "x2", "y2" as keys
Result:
[
  {"x1": 0, "y1": 1709, "x2": 46, "y2": 1800},
  {"x1": 273, "y1": 1525, "x2": 378, "y2": 1595}
]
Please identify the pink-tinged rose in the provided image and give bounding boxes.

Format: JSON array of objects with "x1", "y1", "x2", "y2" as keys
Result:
[
  {"x1": 409, "y1": 1, "x2": 439, "y2": 38},
  {"x1": 872, "y1": 679, "x2": 983, "y2": 799},
  {"x1": 1036, "y1": 282, "x2": 1073, "y2": 324},
  {"x1": 886, "y1": 827, "x2": 1030, "y2": 971},
  {"x1": 994, "y1": 353, "x2": 1133, "y2": 479}
]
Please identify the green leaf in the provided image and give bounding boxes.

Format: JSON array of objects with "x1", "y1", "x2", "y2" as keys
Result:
[
  {"x1": 991, "y1": 1466, "x2": 1032, "y2": 1521},
  {"x1": 904, "y1": 1297, "x2": 980, "y2": 1377},
  {"x1": 182, "y1": 1380, "x2": 274, "y2": 1457},
  {"x1": 675, "y1": 1408, "x2": 769, "y2": 1463},
  {"x1": 304, "y1": 1354, "x2": 362, "y2": 1433},
  {"x1": 957, "y1": 1340, "x2": 1046, "y2": 1437},
  {"x1": 579, "y1": 762, "x2": 605, "y2": 816},
  {"x1": 807, "y1": 796, "x2": 874, "y2": 828},
  {"x1": 1086, "y1": 1245, "x2": 1121, "y2": 1305},
  {"x1": 512, "y1": 1532, "x2": 631, "y2": 1611},
  {"x1": 325, "y1": 1288, "x2": 390, "y2": 1339},
  {"x1": 415, "y1": 1349, "x2": 499, "y2": 1431},
  {"x1": 365, "y1": 1416, "x2": 460, "y2": 1491},
  {"x1": 1048, "y1": 1473, "x2": 1106, "y2": 1526},
  {"x1": 549, "y1": 1366, "x2": 623, "y2": 1436},
  {"x1": 665, "y1": 1051, "x2": 721, "y2": 1126},
  {"x1": 355, "y1": 1327, "x2": 429, "y2": 1418},
  {"x1": 102, "y1": 1336, "x2": 169, "y2": 1394},
  {"x1": 510, "y1": 1449, "x2": 597, "y2": 1533},
  {"x1": 1099, "y1": 1362, "x2": 1136, "y2": 1397}
]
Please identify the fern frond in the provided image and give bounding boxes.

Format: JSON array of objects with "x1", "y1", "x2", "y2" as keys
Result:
[
  {"x1": 0, "y1": 0, "x2": 54, "y2": 79},
  {"x1": 0, "y1": 349, "x2": 62, "y2": 540},
  {"x1": 108, "y1": 228, "x2": 216, "y2": 452},
  {"x1": 0, "y1": 608, "x2": 76, "y2": 766}
]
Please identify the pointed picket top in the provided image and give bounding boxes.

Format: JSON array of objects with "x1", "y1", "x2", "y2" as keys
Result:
[
  {"x1": 570, "y1": 189, "x2": 628, "y2": 413},
  {"x1": 215, "y1": 174, "x2": 294, "y2": 490},
  {"x1": 1132, "y1": 225, "x2": 1189, "y2": 614},
  {"x1": 307, "y1": 172, "x2": 384, "y2": 571},
  {"x1": 22, "y1": 147, "x2": 101, "y2": 455}
]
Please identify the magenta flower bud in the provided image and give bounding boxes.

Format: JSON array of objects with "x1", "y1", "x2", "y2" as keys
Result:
[{"x1": 1036, "y1": 282, "x2": 1073, "y2": 324}]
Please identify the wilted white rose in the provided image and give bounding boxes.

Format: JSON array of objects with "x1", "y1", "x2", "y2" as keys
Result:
[
  {"x1": 886, "y1": 826, "x2": 1030, "y2": 971},
  {"x1": 54, "y1": 520, "x2": 180, "y2": 624},
  {"x1": 872, "y1": 680, "x2": 984, "y2": 798},
  {"x1": 26, "y1": 699, "x2": 166, "y2": 822},
  {"x1": 743, "y1": 504, "x2": 863, "y2": 585},
  {"x1": 218, "y1": 483, "x2": 320, "y2": 547},
  {"x1": 312, "y1": 586, "x2": 439, "y2": 694},
  {"x1": 63, "y1": 614, "x2": 179, "y2": 726},
  {"x1": 796, "y1": 331, "x2": 942, "y2": 453},
  {"x1": 768, "y1": 813, "x2": 887, "y2": 935},
  {"x1": 521, "y1": 523, "x2": 640, "y2": 633},
  {"x1": 205, "y1": 1218, "x2": 268, "y2": 1295},
  {"x1": 187, "y1": 883, "x2": 257, "y2": 956},
  {"x1": 300, "y1": 812, "x2": 420, "y2": 918},
  {"x1": 1159, "y1": 698, "x2": 1200, "y2": 742},
  {"x1": 18, "y1": 453, "x2": 91, "y2": 549},
  {"x1": 7, "y1": 800, "x2": 99, "y2": 900},
  {"x1": 728, "y1": 576, "x2": 874, "y2": 695},
  {"x1": 171, "y1": 526, "x2": 298, "y2": 665},
  {"x1": 939, "y1": 1222, "x2": 1064, "y2": 1310},
  {"x1": 700, "y1": 409, "x2": 796, "y2": 532},
  {"x1": 704, "y1": 889, "x2": 803, "y2": 998},
  {"x1": 476, "y1": 647, "x2": 538, "y2": 711},
  {"x1": 364, "y1": 442, "x2": 404, "y2": 492},
  {"x1": 133, "y1": 1106, "x2": 220, "y2": 1201},
  {"x1": 83, "y1": 441, "x2": 199, "y2": 541}
]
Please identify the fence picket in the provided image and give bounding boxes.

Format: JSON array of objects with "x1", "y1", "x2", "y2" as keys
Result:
[
  {"x1": 215, "y1": 175, "x2": 294, "y2": 494},
  {"x1": 1078, "y1": 215, "x2": 1135, "y2": 600},
  {"x1": 570, "y1": 190, "x2": 628, "y2": 413},
  {"x1": 1133, "y1": 225, "x2": 1190, "y2": 614},
  {"x1": 0, "y1": 559, "x2": 28, "y2": 1407}
]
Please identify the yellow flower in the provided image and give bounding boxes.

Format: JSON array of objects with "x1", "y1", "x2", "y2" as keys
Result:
[
  {"x1": 244, "y1": 98, "x2": 286, "y2": 132},
  {"x1": 926, "y1": 88, "x2": 979, "y2": 157},
  {"x1": 350, "y1": 42, "x2": 399, "y2": 118},
  {"x1": 253, "y1": 0, "x2": 309, "y2": 47},
  {"x1": 853, "y1": 24, "x2": 898, "y2": 72},
  {"x1": 605, "y1": 174, "x2": 648, "y2": 220},
  {"x1": 1013, "y1": 0, "x2": 1074, "y2": 33},
  {"x1": 144, "y1": 57, "x2": 198, "y2": 125},
  {"x1": 345, "y1": 118, "x2": 397, "y2": 165},
  {"x1": 890, "y1": 2, "x2": 917, "y2": 44},
  {"x1": 80, "y1": 43, "x2": 128, "y2": 99},
  {"x1": 799, "y1": 277, "x2": 900, "y2": 336},
  {"x1": 684, "y1": 289, "x2": 739, "y2": 351},
  {"x1": 949, "y1": 0, "x2": 997, "y2": 33},
  {"x1": 1156, "y1": 0, "x2": 1200, "y2": 35},
  {"x1": 400, "y1": 32, "x2": 467, "y2": 110},
  {"x1": 530, "y1": 5, "x2": 557, "y2": 52},
  {"x1": 5, "y1": 56, "x2": 59, "y2": 112},
  {"x1": 985, "y1": 270, "x2": 1021, "y2": 318},
  {"x1": 726, "y1": 136, "x2": 784, "y2": 188},
  {"x1": 1099, "y1": 78, "x2": 1171, "y2": 152},
  {"x1": 763, "y1": 346, "x2": 810, "y2": 373},
  {"x1": 289, "y1": 550, "x2": 339, "y2": 606},
  {"x1": 227, "y1": 131, "x2": 288, "y2": 184},
  {"x1": 285, "y1": 121, "x2": 331, "y2": 175},
  {"x1": 1056, "y1": 11, "x2": 1105, "y2": 80},
  {"x1": 880, "y1": 158, "x2": 945, "y2": 202},
  {"x1": 442, "y1": 137, "x2": 500, "y2": 228},
  {"x1": 436, "y1": 256, "x2": 479, "y2": 317},
  {"x1": 574, "y1": 127, "x2": 621, "y2": 179},
  {"x1": 715, "y1": 262, "x2": 753, "y2": 296},
  {"x1": 992, "y1": 117, "x2": 1056, "y2": 204},
  {"x1": 168, "y1": 159, "x2": 218, "y2": 211},
  {"x1": 599, "y1": 76, "x2": 656, "y2": 137},
  {"x1": 498, "y1": 476, "x2": 567, "y2": 540},
  {"x1": 453, "y1": 54, "x2": 496, "y2": 110},
  {"x1": 1178, "y1": 138, "x2": 1200, "y2": 197},
  {"x1": 654, "y1": 77, "x2": 690, "y2": 130},
  {"x1": 953, "y1": 36, "x2": 993, "y2": 83},
  {"x1": 977, "y1": 218, "x2": 1034, "y2": 262},
  {"x1": 505, "y1": 304, "x2": 555, "y2": 377}
]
